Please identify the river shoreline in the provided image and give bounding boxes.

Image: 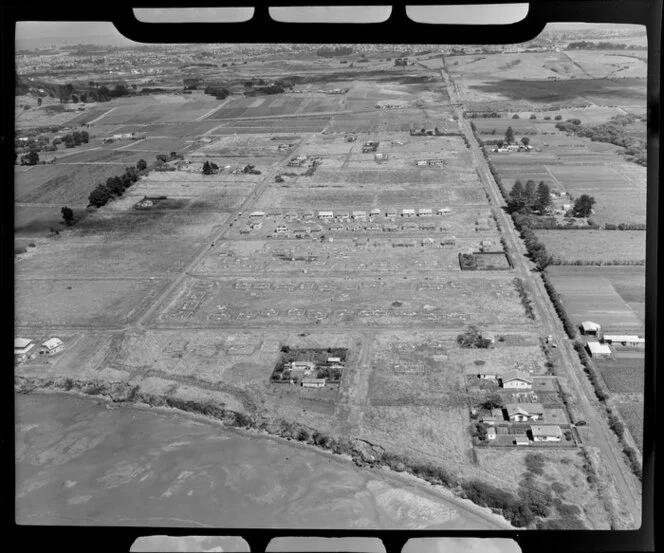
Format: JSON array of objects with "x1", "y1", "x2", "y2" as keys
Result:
[{"x1": 15, "y1": 377, "x2": 514, "y2": 530}]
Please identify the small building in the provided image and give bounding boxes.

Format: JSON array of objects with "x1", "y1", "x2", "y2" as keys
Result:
[
  {"x1": 530, "y1": 425, "x2": 562, "y2": 442},
  {"x1": 291, "y1": 361, "x2": 316, "y2": 371},
  {"x1": 301, "y1": 377, "x2": 326, "y2": 388},
  {"x1": 513, "y1": 435, "x2": 530, "y2": 446},
  {"x1": 327, "y1": 357, "x2": 342, "y2": 364},
  {"x1": 415, "y1": 160, "x2": 428, "y2": 166},
  {"x1": 352, "y1": 210, "x2": 367, "y2": 220},
  {"x1": 284, "y1": 212, "x2": 298, "y2": 221},
  {"x1": 274, "y1": 225, "x2": 289, "y2": 234},
  {"x1": 437, "y1": 207, "x2": 452, "y2": 215},
  {"x1": 587, "y1": 341, "x2": 612, "y2": 358},
  {"x1": 481, "y1": 331, "x2": 496, "y2": 347},
  {"x1": 385, "y1": 208, "x2": 398, "y2": 218},
  {"x1": 336, "y1": 211, "x2": 350, "y2": 221},
  {"x1": 374, "y1": 152, "x2": 389, "y2": 162},
  {"x1": 250, "y1": 221, "x2": 263, "y2": 230},
  {"x1": 318, "y1": 211, "x2": 334, "y2": 220},
  {"x1": 501, "y1": 370, "x2": 533, "y2": 389},
  {"x1": 15, "y1": 338, "x2": 35, "y2": 363},
  {"x1": 329, "y1": 224, "x2": 345, "y2": 231},
  {"x1": 418, "y1": 208, "x2": 433, "y2": 217},
  {"x1": 293, "y1": 228, "x2": 310, "y2": 238},
  {"x1": 422, "y1": 237, "x2": 436, "y2": 247},
  {"x1": 402, "y1": 208, "x2": 416, "y2": 218},
  {"x1": 249, "y1": 211, "x2": 265, "y2": 219},
  {"x1": 370, "y1": 208, "x2": 381, "y2": 217},
  {"x1": 487, "y1": 427, "x2": 497, "y2": 440},
  {"x1": 506, "y1": 403, "x2": 544, "y2": 422},
  {"x1": 602, "y1": 335, "x2": 645, "y2": 347},
  {"x1": 41, "y1": 337, "x2": 63, "y2": 355},
  {"x1": 441, "y1": 236, "x2": 457, "y2": 246},
  {"x1": 419, "y1": 222, "x2": 438, "y2": 231},
  {"x1": 302, "y1": 210, "x2": 315, "y2": 220},
  {"x1": 581, "y1": 321, "x2": 601, "y2": 336},
  {"x1": 480, "y1": 408, "x2": 505, "y2": 425}
]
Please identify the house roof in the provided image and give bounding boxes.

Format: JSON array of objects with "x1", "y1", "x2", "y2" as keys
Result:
[
  {"x1": 530, "y1": 425, "x2": 562, "y2": 437},
  {"x1": 506, "y1": 403, "x2": 544, "y2": 417},
  {"x1": 603, "y1": 335, "x2": 644, "y2": 343},
  {"x1": 302, "y1": 377, "x2": 326, "y2": 383},
  {"x1": 15, "y1": 338, "x2": 32, "y2": 349},
  {"x1": 501, "y1": 370, "x2": 533, "y2": 383},
  {"x1": 42, "y1": 337, "x2": 63, "y2": 349},
  {"x1": 581, "y1": 321, "x2": 601, "y2": 331},
  {"x1": 587, "y1": 342, "x2": 612, "y2": 355}
]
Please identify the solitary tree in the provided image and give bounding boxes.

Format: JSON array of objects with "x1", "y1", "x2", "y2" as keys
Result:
[
  {"x1": 20, "y1": 150, "x2": 39, "y2": 165},
  {"x1": 61, "y1": 206, "x2": 74, "y2": 226},
  {"x1": 136, "y1": 159, "x2": 147, "y2": 171},
  {"x1": 572, "y1": 194, "x2": 596, "y2": 217},
  {"x1": 512, "y1": 113, "x2": 520, "y2": 119},
  {"x1": 521, "y1": 136, "x2": 530, "y2": 147},
  {"x1": 505, "y1": 126, "x2": 515, "y2": 144},
  {"x1": 37, "y1": 97, "x2": 42, "y2": 106},
  {"x1": 529, "y1": 113, "x2": 537, "y2": 119}
]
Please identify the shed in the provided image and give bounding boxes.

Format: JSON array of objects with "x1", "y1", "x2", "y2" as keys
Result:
[
  {"x1": 301, "y1": 378, "x2": 326, "y2": 388},
  {"x1": 15, "y1": 338, "x2": 35, "y2": 362},
  {"x1": 602, "y1": 335, "x2": 645, "y2": 347},
  {"x1": 587, "y1": 341, "x2": 612, "y2": 358},
  {"x1": 249, "y1": 211, "x2": 265, "y2": 218},
  {"x1": 513, "y1": 435, "x2": 530, "y2": 446},
  {"x1": 581, "y1": 321, "x2": 601, "y2": 335},
  {"x1": 487, "y1": 427, "x2": 497, "y2": 440},
  {"x1": 327, "y1": 357, "x2": 342, "y2": 364}
]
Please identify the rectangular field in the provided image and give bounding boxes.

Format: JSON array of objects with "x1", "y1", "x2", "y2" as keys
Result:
[
  {"x1": 536, "y1": 230, "x2": 646, "y2": 263},
  {"x1": 546, "y1": 266, "x2": 645, "y2": 333},
  {"x1": 595, "y1": 357, "x2": 645, "y2": 394}
]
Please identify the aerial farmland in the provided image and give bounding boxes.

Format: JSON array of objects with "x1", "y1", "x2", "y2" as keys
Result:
[{"x1": 14, "y1": 24, "x2": 648, "y2": 532}]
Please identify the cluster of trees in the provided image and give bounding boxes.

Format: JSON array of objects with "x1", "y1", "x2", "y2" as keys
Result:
[
  {"x1": 59, "y1": 130, "x2": 89, "y2": 148},
  {"x1": 87, "y1": 160, "x2": 145, "y2": 207},
  {"x1": 555, "y1": 116, "x2": 646, "y2": 166},
  {"x1": 317, "y1": 46, "x2": 353, "y2": 57},
  {"x1": 19, "y1": 150, "x2": 40, "y2": 166},
  {"x1": 507, "y1": 179, "x2": 551, "y2": 213},
  {"x1": 58, "y1": 82, "x2": 133, "y2": 104},
  {"x1": 204, "y1": 86, "x2": 230, "y2": 100},
  {"x1": 457, "y1": 325, "x2": 493, "y2": 348},
  {"x1": 394, "y1": 57, "x2": 409, "y2": 66},
  {"x1": 202, "y1": 160, "x2": 219, "y2": 175}
]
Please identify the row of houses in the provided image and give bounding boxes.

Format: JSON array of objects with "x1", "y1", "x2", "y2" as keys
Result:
[
  {"x1": 15, "y1": 337, "x2": 64, "y2": 363},
  {"x1": 315, "y1": 208, "x2": 453, "y2": 220}
]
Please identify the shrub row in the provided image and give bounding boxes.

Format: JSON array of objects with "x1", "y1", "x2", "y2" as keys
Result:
[
  {"x1": 541, "y1": 272, "x2": 577, "y2": 338},
  {"x1": 572, "y1": 341, "x2": 610, "y2": 402},
  {"x1": 87, "y1": 162, "x2": 144, "y2": 208},
  {"x1": 513, "y1": 277, "x2": 536, "y2": 319},
  {"x1": 549, "y1": 259, "x2": 645, "y2": 266},
  {"x1": 604, "y1": 223, "x2": 647, "y2": 231}
]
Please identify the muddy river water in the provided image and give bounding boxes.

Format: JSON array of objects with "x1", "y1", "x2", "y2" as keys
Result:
[{"x1": 15, "y1": 393, "x2": 507, "y2": 530}]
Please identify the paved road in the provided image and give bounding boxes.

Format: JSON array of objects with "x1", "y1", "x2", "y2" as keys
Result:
[{"x1": 439, "y1": 64, "x2": 641, "y2": 527}]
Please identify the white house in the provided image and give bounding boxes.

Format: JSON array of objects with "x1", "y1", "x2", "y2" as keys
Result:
[
  {"x1": 402, "y1": 208, "x2": 416, "y2": 217},
  {"x1": 318, "y1": 211, "x2": 334, "y2": 220},
  {"x1": 301, "y1": 378, "x2": 326, "y2": 388},
  {"x1": 352, "y1": 211, "x2": 367, "y2": 220},
  {"x1": 249, "y1": 211, "x2": 265, "y2": 218},
  {"x1": 327, "y1": 357, "x2": 342, "y2": 364},
  {"x1": 15, "y1": 338, "x2": 35, "y2": 363},
  {"x1": 501, "y1": 370, "x2": 533, "y2": 389},
  {"x1": 370, "y1": 208, "x2": 381, "y2": 217},
  {"x1": 506, "y1": 403, "x2": 544, "y2": 422},
  {"x1": 531, "y1": 425, "x2": 562, "y2": 442},
  {"x1": 385, "y1": 208, "x2": 398, "y2": 218},
  {"x1": 41, "y1": 337, "x2": 64, "y2": 355},
  {"x1": 418, "y1": 208, "x2": 433, "y2": 217},
  {"x1": 336, "y1": 211, "x2": 350, "y2": 221},
  {"x1": 587, "y1": 341, "x2": 612, "y2": 358},
  {"x1": 437, "y1": 207, "x2": 452, "y2": 215}
]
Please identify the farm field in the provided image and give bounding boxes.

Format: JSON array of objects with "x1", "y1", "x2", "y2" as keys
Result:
[
  {"x1": 536, "y1": 230, "x2": 646, "y2": 263},
  {"x1": 207, "y1": 93, "x2": 347, "y2": 120},
  {"x1": 595, "y1": 357, "x2": 644, "y2": 394},
  {"x1": 546, "y1": 265, "x2": 645, "y2": 333},
  {"x1": 615, "y1": 398, "x2": 644, "y2": 451}
]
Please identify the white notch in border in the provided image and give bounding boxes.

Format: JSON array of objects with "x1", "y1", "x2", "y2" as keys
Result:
[
  {"x1": 269, "y1": 6, "x2": 392, "y2": 23},
  {"x1": 407, "y1": 4, "x2": 529, "y2": 25},
  {"x1": 133, "y1": 7, "x2": 255, "y2": 23}
]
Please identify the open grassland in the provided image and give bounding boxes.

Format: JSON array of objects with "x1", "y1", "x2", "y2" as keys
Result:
[
  {"x1": 546, "y1": 266, "x2": 645, "y2": 332},
  {"x1": 153, "y1": 274, "x2": 530, "y2": 329},
  {"x1": 15, "y1": 278, "x2": 166, "y2": 327},
  {"x1": 451, "y1": 343, "x2": 548, "y2": 377},
  {"x1": 564, "y1": 50, "x2": 647, "y2": 81},
  {"x1": 15, "y1": 163, "x2": 132, "y2": 205},
  {"x1": 536, "y1": 230, "x2": 646, "y2": 263},
  {"x1": 596, "y1": 358, "x2": 644, "y2": 394}
]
